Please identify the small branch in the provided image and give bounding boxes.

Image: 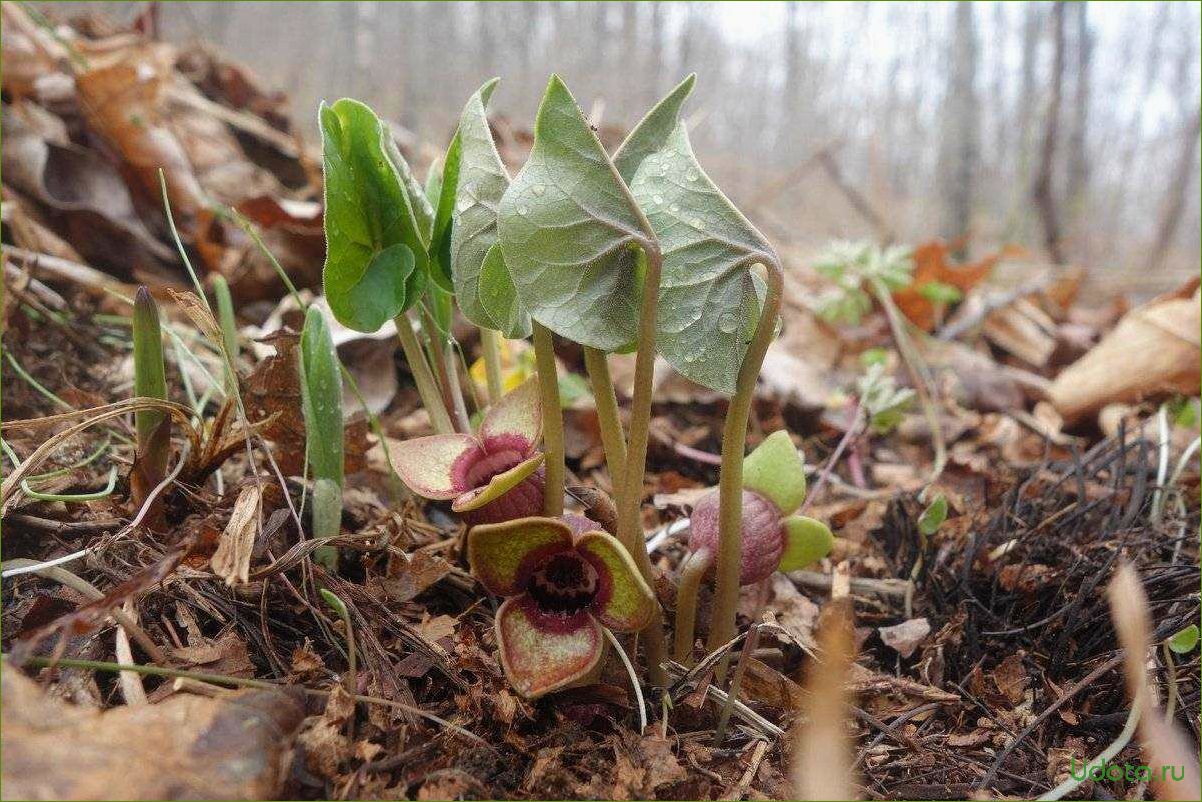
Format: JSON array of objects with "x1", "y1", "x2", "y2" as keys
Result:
[
  {"x1": 532, "y1": 322, "x2": 565, "y2": 517},
  {"x1": 584, "y1": 346, "x2": 627, "y2": 492}
]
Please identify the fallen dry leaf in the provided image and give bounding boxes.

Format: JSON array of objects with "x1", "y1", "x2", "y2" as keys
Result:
[
  {"x1": 878, "y1": 617, "x2": 931, "y2": 659},
  {"x1": 1, "y1": 663, "x2": 304, "y2": 800},
  {"x1": 893, "y1": 239, "x2": 1002, "y2": 332},
  {"x1": 210, "y1": 484, "x2": 261, "y2": 586},
  {"x1": 1050, "y1": 277, "x2": 1201, "y2": 425}
]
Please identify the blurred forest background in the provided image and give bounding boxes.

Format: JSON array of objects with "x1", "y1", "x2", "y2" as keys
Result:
[{"x1": 45, "y1": 1, "x2": 1202, "y2": 289}]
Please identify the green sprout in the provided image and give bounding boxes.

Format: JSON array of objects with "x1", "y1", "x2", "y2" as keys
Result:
[
  {"x1": 212, "y1": 274, "x2": 239, "y2": 392},
  {"x1": 299, "y1": 306, "x2": 345, "y2": 569},
  {"x1": 131, "y1": 286, "x2": 170, "y2": 517},
  {"x1": 857, "y1": 361, "x2": 915, "y2": 435},
  {"x1": 815, "y1": 241, "x2": 914, "y2": 326}
]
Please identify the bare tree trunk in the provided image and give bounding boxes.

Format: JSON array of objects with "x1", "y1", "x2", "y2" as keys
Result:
[
  {"x1": 1146, "y1": 107, "x2": 1202, "y2": 272},
  {"x1": 939, "y1": 1, "x2": 980, "y2": 249},
  {"x1": 1034, "y1": 1, "x2": 1067, "y2": 264},
  {"x1": 1066, "y1": 1, "x2": 1092, "y2": 210}
]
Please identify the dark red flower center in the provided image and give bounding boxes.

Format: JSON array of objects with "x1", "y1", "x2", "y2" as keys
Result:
[
  {"x1": 527, "y1": 552, "x2": 598, "y2": 615},
  {"x1": 464, "y1": 448, "x2": 525, "y2": 488}
]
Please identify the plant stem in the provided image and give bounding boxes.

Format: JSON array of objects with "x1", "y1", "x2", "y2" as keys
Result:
[
  {"x1": 584, "y1": 346, "x2": 627, "y2": 493},
  {"x1": 615, "y1": 243, "x2": 670, "y2": 688},
  {"x1": 212, "y1": 274, "x2": 239, "y2": 373},
  {"x1": 442, "y1": 341, "x2": 472, "y2": 434},
  {"x1": 132, "y1": 286, "x2": 170, "y2": 521},
  {"x1": 706, "y1": 259, "x2": 783, "y2": 672},
  {"x1": 532, "y1": 321, "x2": 565, "y2": 517},
  {"x1": 870, "y1": 278, "x2": 946, "y2": 489},
  {"x1": 421, "y1": 306, "x2": 470, "y2": 433},
  {"x1": 673, "y1": 548, "x2": 713, "y2": 664},
  {"x1": 394, "y1": 312, "x2": 454, "y2": 435},
  {"x1": 480, "y1": 327, "x2": 505, "y2": 404}
]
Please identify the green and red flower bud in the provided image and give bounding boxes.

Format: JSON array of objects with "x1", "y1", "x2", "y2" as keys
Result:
[
  {"x1": 687, "y1": 431, "x2": 833, "y2": 583},
  {"x1": 467, "y1": 515, "x2": 656, "y2": 699},
  {"x1": 391, "y1": 378, "x2": 545, "y2": 525}
]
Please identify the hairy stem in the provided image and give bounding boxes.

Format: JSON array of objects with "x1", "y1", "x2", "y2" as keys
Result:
[
  {"x1": 615, "y1": 243, "x2": 669, "y2": 688},
  {"x1": 442, "y1": 341, "x2": 472, "y2": 434},
  {"x1": 583, "y1": 346, "x2": 627, "y2": 493},
  {"x1": 394, "y1": 312, "x2": 454, "y2": 435},
  {"x1": 480, "y1": 327, "x2": 505, "y2": 404},
  {"x1": 532, "y1": 321, "x2": 565, "y2": 517},
  {"x1": 706, "y1": 260, "x2": 783, "y2": 672},
  {"x1": 673, "y1": 548, "x2": 713, "y2": 665}
]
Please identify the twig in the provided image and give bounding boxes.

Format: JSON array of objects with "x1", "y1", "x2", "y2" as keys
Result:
[{"x1": 11, "y1": 654, "x2": 488, "y2": 746}]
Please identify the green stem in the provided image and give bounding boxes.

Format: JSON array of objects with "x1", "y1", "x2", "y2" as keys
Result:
[
  {"x1": 132, "y1": 286, "x2": 170, "y2": 517},
  {"x1": 673, "y1": 548, "x2": 713, "y2": 665},
  {"x1": 481, "y1": 327, "x2": 505, "y2": 405},
  {"x1": 532, "y1": 322, "x2": 565, "y2": 517},
  {"x1": 420, "y1": 307, "x2": 470, "y2": 433},
  {"x1": 871, "y1": 278, "x2": 947, "y2": 490},
  {"x1": 584, "y1": 346, "x2": 627, "y2": 494},
  {"x1": 615, "y1": 243, "x2": 669, "y2": 688},
  {"x1": 706, "y1": 260, "x2": 783, "y2": 672},
  {"x1": 394, "y1": 312, "x2": 455, "y2": 435}
]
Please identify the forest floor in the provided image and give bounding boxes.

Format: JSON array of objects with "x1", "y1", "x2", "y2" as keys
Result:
[{"x1": 2, "y1": 7, "x2": 1199, "y2": 801}]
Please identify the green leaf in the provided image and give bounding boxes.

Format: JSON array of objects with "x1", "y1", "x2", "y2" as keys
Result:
[
  {"x1": 320, "y1": 99, "x2": 428, "y2": 332},
  {"x1": 385, "y1": 134, "x2": 435, "y2": 244},
  {"x1": 451, "y1": 79, "x2": 531, "y2": 337},
  {"x1": 1168, "y1": 624, "x2": 1199, "y2": 654},
  {"x1": 613, "y1": 74, "x2": 696, "y2": 183},
  {"x1": 918, "y1": 493, "x2": 947, "y2": 536},
  {"x1": 498, "y1": 75, "x2": 652, "y2": 352},
  {"x1": 299, "y1": 306, "x2": 344, "y2": 487},
  {"x1": 918, "y1": 280, "x2": 963, "y2": 305},
  {"x1": 427, "y1": 134, "x2": 460, "y2": 292},
  {"x1": 631, "y1": 121, "x2": 776, "y2": 393},
  {"x1": 478, "y1": 244, "x2": 529, "y2": 338},
  {"x1": 743, "y1": 430, "x2": 807, "y2": 515}
]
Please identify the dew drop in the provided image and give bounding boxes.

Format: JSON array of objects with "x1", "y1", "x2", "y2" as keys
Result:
[
  {"x1": 718, "y1": 312, "x2": 740, "y2": 333},
  {"x1": 690, "y1": 217, "x2": 703, "y2": 228},
  {"x1": 517, "y1": 205, "x2": 529, "y2": 216},
  {"x1": 653, "y1": 195, "x2": 664, "y2": 205},
  {"x1": 532, "y1": 184, "x2": 545, "y2": 196},
  {"x1": 669, "y1": 204, "x2": 680, "y2": 213},
  {"x1": 686, "y1": 170, "x2": 699, "y2": 182}
]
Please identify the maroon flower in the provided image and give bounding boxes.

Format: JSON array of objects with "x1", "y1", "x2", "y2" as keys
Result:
[{"x1": 391, "y1": 379, "x2": 544, "y2": 525}]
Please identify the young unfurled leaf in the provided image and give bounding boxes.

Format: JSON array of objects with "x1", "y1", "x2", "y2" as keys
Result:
[
  {"x1": 427, "y1": 133, "x2": 460, "y2": 291},
  {"x1": 451, "y1": 79, "x2": 531, "y2": 338},
  {"x1": 320, "y1": 99, "x2": 427, "y2": 333},
  {"x1": 613, "y1": 74, "x2": 696, "y2": 184},
  {"x1": 1168, "y1": 624, "x2": 1200, "y2": 654},
  {"x1": 917, "y1": 493, "x2": 948, "y2": 536},
  {"x1": 630, "y1": 121, "x2": 776, "y2": 393},
  {"x1": 299, "y1": 306, "x2": 344, "y2": 489},
  {"x1": 498, "y1": 75, "x2": 653, "y2": 352}
]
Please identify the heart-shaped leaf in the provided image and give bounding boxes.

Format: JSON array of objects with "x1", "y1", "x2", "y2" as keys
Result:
[
  {"x1": 498, "y1": 75, "x2": 654, "y2": 352},
  {"x1": 631, "y1": 121, "x2": 777, "y2": 393},
  {"x1": 451, "y1": 79, "x2": 531, "y2": 337},
  {"x1": 320, "y1": 99, "x2": 429, "y2": 332}
]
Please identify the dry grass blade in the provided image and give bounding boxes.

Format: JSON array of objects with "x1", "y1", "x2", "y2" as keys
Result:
[
  {"x1": 0, "y1": 397, "x2": 198, "y2": 512},
  {"x1": 791, "y1": 598, "x2": 859, "y2": 801},
  {"x1": 1107, "y1": 562, "x2": 1201, "y2": 801}
]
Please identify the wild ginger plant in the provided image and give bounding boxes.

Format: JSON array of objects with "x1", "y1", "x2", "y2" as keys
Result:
[
  {"x1": 674, "y1": 431, "x2": 834, "y2": 663},
  {"x1": 131, "y1": 286, "x2": 170, "y2": 520},
  {"x1": 299, "y1": 306, "x2": 344, "y2": 569}
]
